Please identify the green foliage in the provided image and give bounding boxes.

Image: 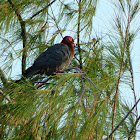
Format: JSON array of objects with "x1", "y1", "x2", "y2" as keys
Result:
[{"x1": 0, "y1": 0, "x2": 140, "y2": 139}]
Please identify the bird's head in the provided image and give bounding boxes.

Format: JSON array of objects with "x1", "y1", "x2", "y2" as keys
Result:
[{"x1": 61, "y1": 36, "x2": 75, "y2": 46}]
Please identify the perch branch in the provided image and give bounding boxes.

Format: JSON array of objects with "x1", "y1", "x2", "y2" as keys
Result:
[{"x1": 35, "y1": 76, "x2": 56, "y2": 89}]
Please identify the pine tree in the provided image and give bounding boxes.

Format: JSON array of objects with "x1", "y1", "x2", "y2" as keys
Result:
[{"x1": 0, "y1": 0, "x2": 140, "y2": 139}]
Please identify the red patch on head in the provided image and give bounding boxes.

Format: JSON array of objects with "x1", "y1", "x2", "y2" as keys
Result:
[
  {"x1": 61, "y1": 36, "x2": 74, "y2": 44},
  {"x1": 68, "y1": 37, "x2": 73, "y2": 42}
]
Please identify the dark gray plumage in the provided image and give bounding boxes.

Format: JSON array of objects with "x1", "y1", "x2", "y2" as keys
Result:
[
  {"x1": 23, "y1": 43, "x2": 71, "y2": 77},
  {"x1": 20, "y1": 36, "x2": 75, "y2": 79}
]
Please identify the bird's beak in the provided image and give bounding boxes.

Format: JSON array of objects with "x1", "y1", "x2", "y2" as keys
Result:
[{"x1": 73, "y1": 43, "x2": 76, "y2": 47}]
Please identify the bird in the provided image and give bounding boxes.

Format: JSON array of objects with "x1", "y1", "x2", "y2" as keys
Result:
[{"x1": 19, "y1": 36, "x2": 75, "y2": 80}]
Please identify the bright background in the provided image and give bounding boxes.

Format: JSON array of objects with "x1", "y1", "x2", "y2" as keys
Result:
[{"x1": 94, "y1": 0, "x2": 140, "y2": 138}]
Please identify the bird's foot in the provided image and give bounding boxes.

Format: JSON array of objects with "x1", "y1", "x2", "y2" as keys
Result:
[{"x1": 56, "y1": 70, "x2": 62, "y2": 73}]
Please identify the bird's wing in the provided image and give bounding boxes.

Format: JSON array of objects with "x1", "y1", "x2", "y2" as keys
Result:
[{"x1": 32, "y1": 43, "x2": 71, "y2": 74}]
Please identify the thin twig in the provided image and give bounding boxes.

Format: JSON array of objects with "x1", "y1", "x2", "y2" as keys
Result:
[
  {"x1": 128, "y1": 115, "x2": 140, "y2": 140},
  {"x1": 35, "y1": 76, "x2": 55, "y2": 89},
  {"x1": 106, "y1": 98, "x2": 140, "y2": 140},
  {"x1": 62, "y1": 67, "x2": 105, "y2": 97},
  {"x1": 128, "y1": 49, "x2": 138, "y2": 117},
  {"x1": 41, "y1": 108, "x2": 49, "y2": 139},
  {"x1": 27, "y1": 0, "x2": 56, "y2": 21},
  {"x1": 76, "y1": 76, "x2": 86, "y2": 105},
  {"x1": 0, "y1": 89, "x2": 11, "y2": 103},
  {"x1": 30, "y1": 20, "x2": 48, "y2": 43},
  {"x1": 84, "y1": 76, "x2": 98, "y2": 91},
  {"x1": 84, "y1": 75, "x2": 106, "y2": 98},
  {"x1": 77, "y1": 0, "x2": 83, "y2": 69}
]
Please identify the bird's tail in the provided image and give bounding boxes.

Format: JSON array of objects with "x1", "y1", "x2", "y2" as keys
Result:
[
  {"x1": 15, "y1": 66, "x2": 39, "y2": 82},
  {"x1": 23, "y1": 65, "x2": 38, "y2": 78}
]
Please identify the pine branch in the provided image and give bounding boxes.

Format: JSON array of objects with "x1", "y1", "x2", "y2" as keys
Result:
[
  {"x1": 62, "y1": 67, "x2": 104, "y2": 97},
  {"x1": 111, "y1": 1, "x2": 131, "y2": 139},
  {"x1": 35, "y1": 67, "x2": 84, "y2": 89},
  {"x1": 21, "y1": 22, "x2": 27, "y2": 75},
  {"x1": 27, "y1": 0, "x2": 56, "y2": 21},
  {"x1": 0, "y1": 89, "x2": 11, "y2": 103},
  {"x1": 106, "y1": 98, "x2": 140, "y2": 140},
  {"x1": 7, "y1": 0, "x2": 27, "y2": 75},
  {"x1": 0, "y1": 68, "x2": 7, "y2": 86},
  {"x1": 128, "y1": 115, "x2": 140, "y2": 140}
]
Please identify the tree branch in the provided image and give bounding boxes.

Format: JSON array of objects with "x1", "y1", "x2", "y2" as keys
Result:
[
  {"x1": 35, "y1": 67, "x2": 105, "y2": 99},
  {"x1": 35, "y1": 76, "x2": 55, "y2": 89},
  {"x1": 0, "y1": 68, "x2": 8, "y2": 86},
  {"x1": 7, "y1": 0, "x2": 27, "y2": 75},
  {"x1": 61, "y1": 67, "x2": 104, "y2": 97},
  {"x1": 111, "y1": 2, "x2": 131, "y2": 139},
  {"x1": 35, "y1": 67, "x2": 84, "y2": 89}
]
